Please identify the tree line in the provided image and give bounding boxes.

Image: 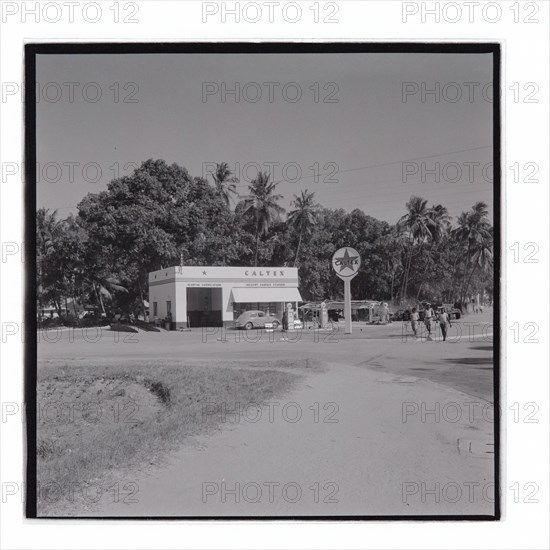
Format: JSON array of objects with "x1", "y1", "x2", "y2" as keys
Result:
[{"x1": 37, "y1": 159, "x2": 493, "y2": 322}]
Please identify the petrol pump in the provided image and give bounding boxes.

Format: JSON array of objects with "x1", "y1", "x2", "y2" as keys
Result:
[{"x1": 320, "y1": 301, "x2": 328, "y2": 328}]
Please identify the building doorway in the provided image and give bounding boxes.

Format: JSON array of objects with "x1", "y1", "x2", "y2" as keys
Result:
[{"x1": 186, "y1": 287, "x2": 223, "y2": 327}]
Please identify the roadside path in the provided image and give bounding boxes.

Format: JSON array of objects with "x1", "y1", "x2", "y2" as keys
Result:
[{"x1": 88, "y1": 359, "x2": 494, "y2": 517}]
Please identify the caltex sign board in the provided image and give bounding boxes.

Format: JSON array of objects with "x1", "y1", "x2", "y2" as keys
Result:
[
  {"x1": 332, "y1": 247, "x2": 361, "y2": 280},
  {"x1": 332, "y1": 247, "x2": 361, "y2": 334}
]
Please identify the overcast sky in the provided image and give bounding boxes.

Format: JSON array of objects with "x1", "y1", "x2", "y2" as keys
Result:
[{"x1": 36, "y1": 51, "x2": 493, "y2": 224}]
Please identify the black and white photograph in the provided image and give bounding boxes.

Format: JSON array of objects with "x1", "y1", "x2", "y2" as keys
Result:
[{"x1": 27, "y1": 43, "x2": 499, "y2": 519}]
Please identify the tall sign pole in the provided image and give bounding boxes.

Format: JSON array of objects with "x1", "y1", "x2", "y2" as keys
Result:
[
  {"x1": 344, "y1": 278, "x2": 352, "y2": 335},
  {"x1": 332, "y1": 247, "x2": 361, "y2": 334}
]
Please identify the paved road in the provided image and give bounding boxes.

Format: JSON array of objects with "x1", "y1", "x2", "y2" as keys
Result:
[
  {"x1": 39, "y1": 315, "x2": 496, "y2": 518},
  {"x1": 39, "y1": 312, "x2": 495, "y2": 402}
]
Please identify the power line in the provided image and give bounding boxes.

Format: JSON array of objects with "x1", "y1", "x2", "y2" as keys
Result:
[
  {"x1": 46, "y1": 145, "x2": 493, "y2": 211},
  {"x1": 233, "y1": 145, "x2": 493, "y2": 188}
]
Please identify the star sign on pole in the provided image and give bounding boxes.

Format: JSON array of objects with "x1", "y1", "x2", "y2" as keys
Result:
[{"x1": 334, "y1": 248, "x2": 359, "y2": 273}]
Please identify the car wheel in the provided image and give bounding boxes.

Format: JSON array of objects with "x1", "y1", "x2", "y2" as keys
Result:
[
  {"x1": 272, "y1": 320, "x2": 280, "y2": 329},
  {"x1": 244, "y1": 322, "x2": 253, "y2": 330}
]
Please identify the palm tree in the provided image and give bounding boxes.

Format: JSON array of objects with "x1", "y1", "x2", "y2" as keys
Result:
[
  {"x1": 470, "y1": 201, "x2": 490, "y2": 224},
  {"x1": 466, "y1": 231, "x2": 493, "y2": 295},
  {"x1": 36, "y1": 208, "x2": 61, "y2": 260},
  {"x1": 242, "y1": 171, "x2": 285, "y2": 266},
  {"x1": 427, "y1": 204, "x2": 451, "y2": 241},
  {"x1": 397, "y1": 196, "x2": 435, "y2": 303},
  {"x1": 211, "y1": 162, "x2": 238, "y2": 207},
  {"x1": 382, "y1": 232, "x2": 404, "y2": 302},
  {"x1": 454, "y1": 202, "x2": 491, "y2": 247},
  {"x1": 83, "y1": 272, "x2": 128, "y2": 316},
  {"x1": 287, "y1": 189, "x2": 318, "y2": 266},
  {"x1": 453, "y1": 202, "x2": 492, "y2": 304},
  {"x1": 415, "y1": 204, "x2": 451, "y2": 299}
]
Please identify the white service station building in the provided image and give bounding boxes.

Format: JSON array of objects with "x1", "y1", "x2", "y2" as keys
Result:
[{"x1": 148, "y1": 265, "x2": 303, "y2": 329}]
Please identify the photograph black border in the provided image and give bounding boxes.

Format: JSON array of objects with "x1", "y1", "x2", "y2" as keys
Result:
[{"x1": 25, "y1": 41, "x2": 501, "y2": 521}]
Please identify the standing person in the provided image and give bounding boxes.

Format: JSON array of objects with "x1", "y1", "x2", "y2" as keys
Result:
[
  {"x1": 410, "y1": 307, "x2": 419, "y2": 338},
  {"x1": 424, "y1": 303, "x2": 434, "y2": 340},
  {"x1": 280, "y1": 306, "x2": 289, "y2": 341},
  {"x1": 437, "y1": 307, "x2": 452, "y2": 341}
]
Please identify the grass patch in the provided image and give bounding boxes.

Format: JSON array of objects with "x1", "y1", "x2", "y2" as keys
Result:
[{"x1": 37, "y1": 359, "x2": 305, "y2": 515}]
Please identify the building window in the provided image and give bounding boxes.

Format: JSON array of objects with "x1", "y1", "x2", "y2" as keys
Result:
[
  {"x1": 166, "y1": 301, "x2": 172, "y2": 315},
  {"x1": 153, "y1": 302, "x2": 158, "y2": 317}
]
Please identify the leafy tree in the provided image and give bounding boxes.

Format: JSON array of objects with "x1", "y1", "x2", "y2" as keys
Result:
[
  {"x1": 37, "y1": 160, "x2": 494, "y2": 322},
  {"x1": 36, "y1": 208, "x2": 63, "y2": 312},
  {"x1": 77, "y1": 159, "x2": 238, "y2": 315}
]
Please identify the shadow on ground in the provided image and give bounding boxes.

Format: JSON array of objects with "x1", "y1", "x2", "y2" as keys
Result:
[
  {"x1": 359, "y1": 342, "x2": 495, "y2": 402},
  {"x1": 445, "y1": 356, "x2": 493, "y2": 365}
]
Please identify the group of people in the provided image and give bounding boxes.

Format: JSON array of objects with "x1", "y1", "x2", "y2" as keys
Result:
[
  {"x1": 471, "y1": 300, "x2": 484, "y2": 315},
  {"x1": 409, "y1": 304, "x2": 453, "y2": 341}
]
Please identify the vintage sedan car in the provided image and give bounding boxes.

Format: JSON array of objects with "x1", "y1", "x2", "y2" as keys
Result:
[{"x1": 235, "y1": 310, "x2": 281, "y2": 330}]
